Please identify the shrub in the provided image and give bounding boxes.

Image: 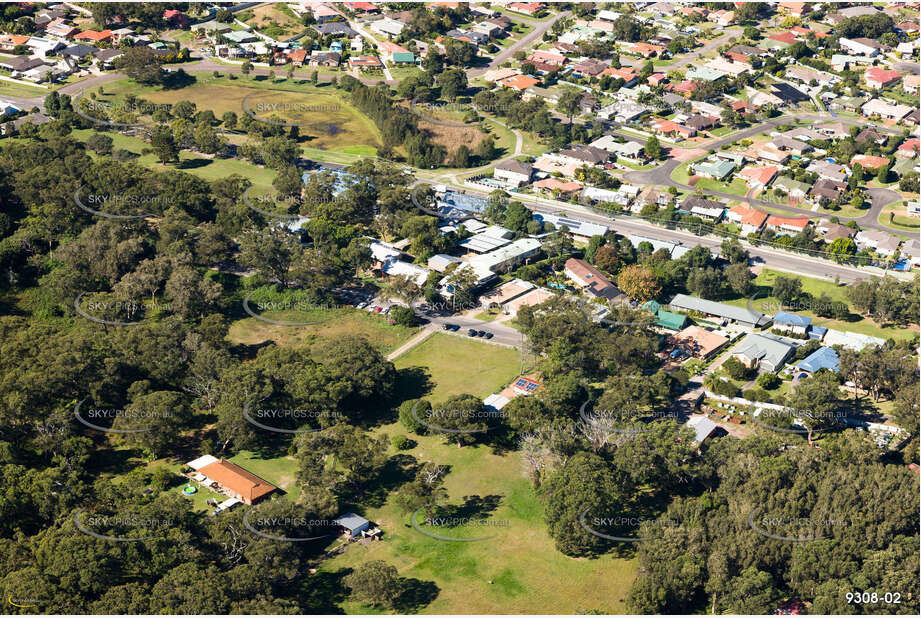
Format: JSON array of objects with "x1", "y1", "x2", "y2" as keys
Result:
[
  {"x1": 388, "y1": 305, "x2": 415, "y2": 327},
  {"x1": 398, "y1": 398, "x2": 430, "y2": 435},
  {"x1": 391, "y1": 435, "x2": 415, "y2": 450},
  {"x1": 757, "y1": 373, "x2": 780, "y2": 390}
]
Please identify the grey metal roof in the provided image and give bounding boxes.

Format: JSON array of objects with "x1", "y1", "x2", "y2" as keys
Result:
[
  {"x1": 334, "y1": 512, "x2": 369, "y2": 530},
  {"x1": 731, "y1": 333, "x2": 794, "y2": 368},
  {"x1": 669, "y1": 293, "x2": 766, "y2": 326}
]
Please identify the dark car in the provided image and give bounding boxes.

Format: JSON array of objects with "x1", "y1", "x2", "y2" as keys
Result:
[
  {"x1": 483, "y1": 332, "x2": 493, "y2": 339},
  {"x1": 467, "y1": 328, "x2": 477, "y2": 336},
  {"x1": 443, "y1": 323, "x2": 452, "y2": 330},
  {"x1": 477, "y1": 330, "x2": 486, "y2": 337},
  {"x1": 449, "y1": 324, "x2": 460, "y2": 331}
]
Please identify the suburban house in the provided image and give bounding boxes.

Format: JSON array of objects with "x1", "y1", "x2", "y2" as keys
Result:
[
  {"x1": 370, "y1": 18, "x2": 405, "y2": 37},
  {"x1": 726, "y1": 204, "x2": 768, "y2": 234},
  {"x1": 765, "y1": 215, "x2": 810, "y2": 236},
  {"x1": 730, "y1": 333, "x2": 794, "y2": 372},
  {"x1": 670, "y1": 325, "x2": 729, "y2": 359},
  {"x1": 839, "y1": 37, "x2": 881, "y2": 57},
  {"x1": 865, "y1": 67, "x2": 902, "y2": 89},
  {"x1": 772, "y1": 311, "x2": 812, "y2": 336},
  {"x1": 187, "y1": 456, "x2": 278, "y2": 505},
  {"x1": 773, "y1": 177, "x2": 811, "y2": 199},
  {"x1": 493, "y1": 160, "x2": 533, "y2": 187},
  {"x1": 690, "y1": 159, "x2": 735, "y2": 180},
  {"x1": 815, "y1": 219, "x2": 856, "y2": 242},
  {"x1": 810, "y1": 178, "x2": 847, "y2": 203},
  {"x1": 668, "y1": 294, "x2": 769, "y2": 329},
  {"x1": 679, "y1": 195, "x2": 725, "y2": 221},
  {"x1": 739, "y1": 165, "x2": 778, "y2": 189},
  {"x1": 794, "y1": 346, "x2": 840, "y2": 375},
  {"x1": 563, "y1": 258, "x2": 621, "y2": 300},
  {"x1": 850, "y1": 154, "x2": 890, "y2": 171},
  {"x1": 855, "y1": 229, "x2": 901, "y2": 257}
]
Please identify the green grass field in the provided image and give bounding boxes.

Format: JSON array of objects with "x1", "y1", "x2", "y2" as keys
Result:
[
  {"x1": 227, "y1": 307, "x2": 419, "y2": 355},
  {"x1": 0, "y1": 79, "x2": 46, "y2": 98},
  {"x1": 322, "y1": 413, "x2": 634, "y2": 614},
  {"x1": 393, "y1": 333, "x2": 525, "y2": 401},
  {"x1": 695, "y1": 177, "x2": 750, "y2": 196},
  {"x1": 87, "y1": 76, "x2": 382, "y2": 156},
  {"x1": 723, "y1": 268, "x2": 917, "y2": 341},
  {"x1": 68, "y1": 128, "x2": 279, "y2": 191}
]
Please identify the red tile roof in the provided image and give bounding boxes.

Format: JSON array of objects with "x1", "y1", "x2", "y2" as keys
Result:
[{"x1": 198, "y1": 459, "x2": 278, "y2": 503}]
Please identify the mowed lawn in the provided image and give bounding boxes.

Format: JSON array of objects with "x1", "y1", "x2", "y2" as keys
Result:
[
  {"x1": 393, "y1": 333, "x2": 524, "y2": 401},
  {"x1": 724, "y1": 268, "x2": 917, "y2": 341},
  {"x1": 320, "y1": 420, "x2": 636, "y2": 614},
  {"x1": 227, "y1": 307, "x2": 419, "y2": 355}
]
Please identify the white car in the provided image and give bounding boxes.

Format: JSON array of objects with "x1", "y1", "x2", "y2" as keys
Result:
[{"x1": 356, "y1": 301, "x2": 368, "y2": 309}]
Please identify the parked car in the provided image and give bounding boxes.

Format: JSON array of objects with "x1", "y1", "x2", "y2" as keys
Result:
[
  {"x1": 356, "y1": 302, "x2": 368, "y2": 309},
  {"x1": 373, "y1": 306, "x2": 382, "y2": 313},
  {"x1": 450, "y1": 324, "x2": 460, "y2": 331},
  {"x1": 382, "y1": 306, "x2": 391, "y2": 314},
  {"x1": 443, "y1": 323, "x2": 453, "y2": 330},
  {"x1": 467, "y1": 328, "x2": 477, "y2": 336},
  {"x1": 483, "y1": 332, "x2": 493, "y2": 339},
  {"x1": 477, "y1": 330, "x2": 486, "y2": 337}
]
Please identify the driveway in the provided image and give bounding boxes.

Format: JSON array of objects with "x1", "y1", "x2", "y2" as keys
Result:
[{"x1": 469, "y1": 10, "x2": 570, "y2": 77}]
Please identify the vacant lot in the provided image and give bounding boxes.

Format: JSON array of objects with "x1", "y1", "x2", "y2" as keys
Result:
[
  {"x1": 91, "y1": 77, "x2": 382, "y2": 155},
  {"x1": 393, "y1": 333, "x2": 524, "y2": 401},
  {"x1": 244, "y1": 3, "x2": 303, "y2": 38},
  {"x1": 320, "y1": 424, "x2": 636, "y2": 614},
  {"x1": 68, "y1": 128, "x2": 279, "y2": 191},
  {"x1": 227, "y1": 307, "x2": 419, "y2": 355}
]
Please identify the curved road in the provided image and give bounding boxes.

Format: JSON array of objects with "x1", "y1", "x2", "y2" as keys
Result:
[{"x1": 621, "y1": 113, "x2": 908, "y2": 234}]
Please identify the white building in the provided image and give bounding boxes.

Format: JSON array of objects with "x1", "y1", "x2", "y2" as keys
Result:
[{"x1": 839, "y1": 37, "x2": 880, "y2": 57}]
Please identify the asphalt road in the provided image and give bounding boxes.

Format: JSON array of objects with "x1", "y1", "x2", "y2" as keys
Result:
[
  {"x1": 414, "y1": 308, "x2": 523, "y2": 348},
  {"x1": 621, "y1": 113, "x2": 908, "y2": 233},
  {"x1": 469, "y1": 10, "x2": 571, "y2": 77}
]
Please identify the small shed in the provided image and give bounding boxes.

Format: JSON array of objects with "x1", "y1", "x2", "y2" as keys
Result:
[{"x1": 334, "y1": 512, "x2": 370, "y2": 537}]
